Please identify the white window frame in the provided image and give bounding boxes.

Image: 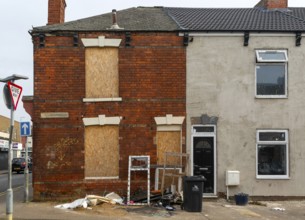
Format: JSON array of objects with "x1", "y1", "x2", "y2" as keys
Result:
[
  {"x1": 256, "y1": 129, "x2": 289, "y2": 179},
  {"x1": 256, "y1": 50, "x2": 288, "y2": 62},
  {"x1": 255, "y1": 50, "x2": 288, "y2": 99}
]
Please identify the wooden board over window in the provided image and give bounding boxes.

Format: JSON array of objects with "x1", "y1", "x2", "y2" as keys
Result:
[
  {"x1": 156, "y1": 131, "x2": 181, "y2": 165},
  {"x1": 85, "y1": 125, "x2": 119, "y2": 178},
  {"x1": 85, "y1": 48, "x2": 119, "y2": 98}
]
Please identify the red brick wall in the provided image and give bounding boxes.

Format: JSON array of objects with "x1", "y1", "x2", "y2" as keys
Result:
[
  {"x1": 48, "y1": 0, "x2": 66, "y2": 25},
  {"x1": 32, "y1": 32, "x2": 186, "y2": 201},
  {"x1": 256, "y1": 0, "x2": 287, "y2": 9},
  {"x1": 22, "y1": 97, "x2": 33, "y2": 119}
]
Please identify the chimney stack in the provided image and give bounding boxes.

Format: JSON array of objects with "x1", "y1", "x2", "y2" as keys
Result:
[
  {"x1": 109, "y1": 9, "x2": 123, "y2": 30},
  {"x1": 255, "y1": 0, "x2": 288, "y2": 9},
  {"x1": 48, "y1": 0, "x2": 66, "y2": 25}
]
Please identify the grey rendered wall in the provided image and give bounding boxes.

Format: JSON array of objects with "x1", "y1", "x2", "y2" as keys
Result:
[{"x1": 187, "y1": 34, "x2": 305, "y2": 197}]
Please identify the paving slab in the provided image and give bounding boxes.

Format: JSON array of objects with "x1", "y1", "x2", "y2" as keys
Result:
[{"x1": 1, "y1": 196, "x2": 305, "y2": 220}]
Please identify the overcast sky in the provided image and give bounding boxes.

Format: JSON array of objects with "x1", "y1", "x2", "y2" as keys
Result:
[{"x1": 0, "y1": 0, "x2": 304, "y2": 121}]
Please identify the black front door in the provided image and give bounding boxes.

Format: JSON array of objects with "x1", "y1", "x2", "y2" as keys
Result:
[{"x1": 193, "y1": 136, "x2": 214, "y2": 194}]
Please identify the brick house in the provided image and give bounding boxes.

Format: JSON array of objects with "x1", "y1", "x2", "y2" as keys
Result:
[
  {"x1": 29, "y1": 0, "x2": 186, "y2": 200},
  {"x1": 27, "y1": 0, "x2": 305, "y2": 200}
]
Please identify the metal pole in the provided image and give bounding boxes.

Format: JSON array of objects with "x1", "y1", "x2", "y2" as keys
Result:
[
  {"x1": 24, "y1": 136, "x2": 29, "y2": 203},
  {"x1": 6, "y1": 103, "x2": 14, "y2": 220}
]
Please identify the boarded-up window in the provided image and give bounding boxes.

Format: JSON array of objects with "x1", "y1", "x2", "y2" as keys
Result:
[
  {"x1": 85, "y1": 125, "x2": 119, "y2": 178},
  {"x1": 156, "y1": 131, "x2": 181, "y2": 165},
  {"x1": 85, "y1": 48, "x2": 119, "y2": 98}
]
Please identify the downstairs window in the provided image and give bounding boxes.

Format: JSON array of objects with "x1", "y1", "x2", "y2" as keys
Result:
[{"x1": 256, "y1": 130, "x2": 289, "y2": 179}]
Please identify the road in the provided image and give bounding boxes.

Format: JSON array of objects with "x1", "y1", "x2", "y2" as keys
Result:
[{"x1": 0, "y1": 172, "x2": 32, "y2": 203}]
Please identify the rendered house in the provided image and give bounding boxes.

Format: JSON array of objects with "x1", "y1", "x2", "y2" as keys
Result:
[
  {"x1": 28, "y1": 0, "x2": 305, "y2": 200},
  {"x1": 179, "y1": 0, "x2": 305, "y2": 198}
]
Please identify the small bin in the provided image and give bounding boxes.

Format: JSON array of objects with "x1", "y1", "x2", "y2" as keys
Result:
[
  {"x1": 235, "y1": 193, "x2": 249, "y2": 206},
  {"x1": 182, "y1": 176, "x2": 206, "y2": 212}
]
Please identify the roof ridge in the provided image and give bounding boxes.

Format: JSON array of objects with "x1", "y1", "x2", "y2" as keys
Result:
[
  {"x1": 163, "y1": 8, "x2": 185, "y2": 30},
  {"x1": 277, "y1": 9, "x2": 305, "y2": 26}
]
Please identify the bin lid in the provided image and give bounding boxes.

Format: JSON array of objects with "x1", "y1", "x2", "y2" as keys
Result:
[{"x1": 183, "y1": 176, "x2": 206, "y2": 182}]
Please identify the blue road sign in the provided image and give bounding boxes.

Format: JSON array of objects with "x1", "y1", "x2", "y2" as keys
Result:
[{"x1": 20, "y1": 122, "x2": 31, "y2": 136}]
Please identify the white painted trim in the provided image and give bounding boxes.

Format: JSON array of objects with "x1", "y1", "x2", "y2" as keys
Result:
[
  {"x1": 83, "y1": 97, "x2": 122, "y2": 102},
  {"x1": 154, "y1": 114, "x2": 185, "y2": 125},
  {"x1": 85, "y1": 176, "x2": 119, "y2": 180},
  {"x1": 81, "y1": 36, "x2": 121, "y2": 47},
  {"x1": 156, "y1": 125, "x2": 182, "y2": 131},
  {"x1": 256, "y1": 129, "x2": 289, "y2": 179},
  {"x1": 186, "y1": 33, "x2": 244, "y2": 37},
  {"x1": 181, "y1": 32, "x2": 303, "y2": 37},
  {"x1": 256, "y1": 50, "x2": 288, "y2": 63},
  {"x1": 251, "y1": 33, "x2": 299, "y2": 37},
  {"x1": 83, "y1": 115, "x2": 122, "y2": 126}
]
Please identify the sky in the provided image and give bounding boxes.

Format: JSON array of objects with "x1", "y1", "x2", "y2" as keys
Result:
[{"x1": 0, "y1": 0, "x2": 304, "y2": 122}]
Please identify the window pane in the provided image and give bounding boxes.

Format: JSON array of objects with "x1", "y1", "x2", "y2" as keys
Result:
[
  {"x1": 257, "y1": 51, "x2": 287, "y2": 61},
  {"x1": 256, "y1": 64, "x2": 285, "y2": 95},
  {"x1": 259, "y1": 132, "x2": 286, "y2": 141},
  {"x1": 257, "y1": 144, "x2": 286, "y2": 175}
]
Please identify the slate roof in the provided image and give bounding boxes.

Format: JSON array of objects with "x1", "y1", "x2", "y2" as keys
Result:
[
  {"x1": 165, "y1": 7, "x2": 305, "y2": 32},
  {"x1": 32, "y1": 7, "x2": 179, "y2": 32},
  {"x1": 32, "y1": 6, "x2": 305, "y2": 33}
]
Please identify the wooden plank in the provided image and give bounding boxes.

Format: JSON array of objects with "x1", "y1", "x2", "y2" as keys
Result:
[
  {"x1": 156, "y1": 169, "x2": 181, "y2": 191},
  {"x1": 85, "y1": 48, "x2": 119, "y2": 98},
  {"x1": 156, "y1": 131, "x2": 181, "y2": 165},
  {"x1": 85, "y1": 126, "x2": 119, "y2": 177}
]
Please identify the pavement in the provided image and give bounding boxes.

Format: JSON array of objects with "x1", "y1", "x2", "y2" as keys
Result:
[
  {"x1": 0, "y1": 169, "x2": 305, "y2": 219},
  {"x1": 0, "y1": 193, "x2": 305, "y2": 220},
  {"x1": 0, "y1": 196, "x2": 305, "y2": 220}
]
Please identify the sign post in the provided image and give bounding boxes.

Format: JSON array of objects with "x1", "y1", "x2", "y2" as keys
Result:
[
  {"x1": 0, "y1": 74, "x2": 28, "y2": 220},
  {"x1": 7, "y1": 82, "x2": 22, "y2": 110},
  {"x1": 20, "y1": 122, "x2": 31, "y2": 136},
  {"x1": 20, "y1": 121, "x2": 31, "y2": 203}
]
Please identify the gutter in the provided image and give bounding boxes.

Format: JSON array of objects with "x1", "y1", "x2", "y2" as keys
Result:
[{"x1": 179, "y1": 32, "x2": 304, "y2": 37}]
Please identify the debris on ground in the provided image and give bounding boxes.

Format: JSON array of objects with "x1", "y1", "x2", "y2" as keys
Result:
[
  {"x1": 105, "y1": 192, "x2": 124, "y2": 204},
  {"x1": 54, "y1": 198, "x2": 89, "y2": 209},
  {"x1": 54, "y1": 193, "x2": 123, "y2": 210},
  {"x1": 272, "y1": 207, "x2": 286, "y2": 211},
  {"x1": 126, "y1": 206, "x2": 172, "y2": 217},
  {"x1": 54, "y1": 187, "x2": 184, "y2": 218}
]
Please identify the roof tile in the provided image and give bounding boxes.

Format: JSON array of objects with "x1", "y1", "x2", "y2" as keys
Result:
[{"x1": 32, "y1": 6, "x2": 305, "y2": 33}]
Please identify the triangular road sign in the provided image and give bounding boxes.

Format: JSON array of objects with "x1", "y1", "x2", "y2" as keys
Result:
[{"x1": 7, "y1": 81, "x2": 23, "y2": 110}]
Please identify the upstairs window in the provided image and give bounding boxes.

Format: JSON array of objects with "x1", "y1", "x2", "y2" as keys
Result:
[
  {"x1": 82, "y1": 36, "x2": 122, "y2": 102},
  {"x1": 255, "y1": 50, "x2": 288, "y2": 98},
  {"x1": 256, "y1": 130, "x2": 289, "y2": 179}
]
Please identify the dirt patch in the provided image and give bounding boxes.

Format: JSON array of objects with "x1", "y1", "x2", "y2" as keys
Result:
[{"x1": 76, "y1": 203, "x2": 128, "y2": 217}]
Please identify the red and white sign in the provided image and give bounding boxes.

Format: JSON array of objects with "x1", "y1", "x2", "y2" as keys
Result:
[{"x1": 7, "y1": 81, "x2": 22, "y2": 110}]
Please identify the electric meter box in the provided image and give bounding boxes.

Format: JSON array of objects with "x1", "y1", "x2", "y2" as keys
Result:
[{"x1": 226, "y1": 170, "x2": 240, "y2": 186}]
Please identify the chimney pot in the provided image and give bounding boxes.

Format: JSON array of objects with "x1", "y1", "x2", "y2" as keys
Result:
[
  {"x1": 112, "y1": 9, "x2": 118, "y2": 26},
  {"x1": 109, "y1": 9, "x2": 123, "y2": 30}
]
